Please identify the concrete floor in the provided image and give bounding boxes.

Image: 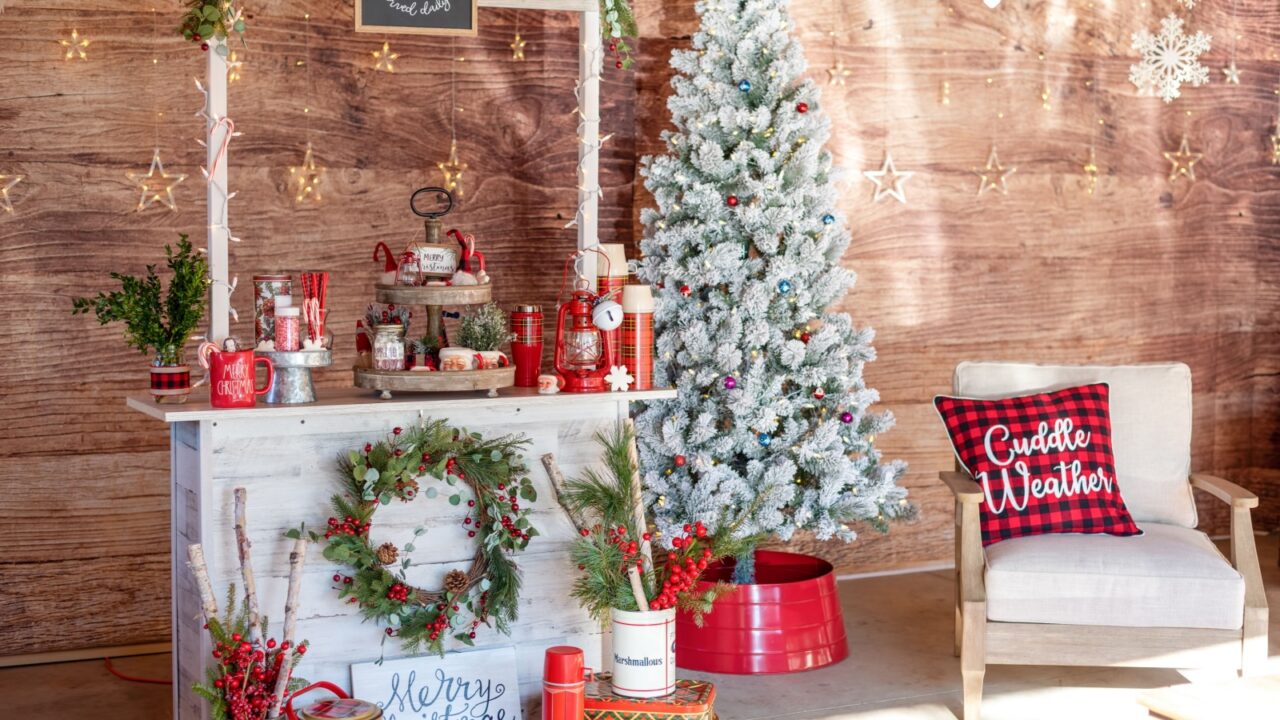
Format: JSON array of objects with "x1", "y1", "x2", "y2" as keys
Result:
[{"x1": 3, "y1": 534, "x2": 1277, "y2": 719}]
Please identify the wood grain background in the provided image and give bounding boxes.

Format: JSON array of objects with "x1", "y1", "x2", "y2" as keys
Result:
[{"x1": 1, "y1": 0, "x2": 1277, "y2": 657}]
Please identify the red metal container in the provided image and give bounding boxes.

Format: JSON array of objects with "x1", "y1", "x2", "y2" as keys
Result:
[
  {"x1": 511, "y1": 304, "x2": 544, "y2": 387},
  {"x1": 675, "y1": 550, "x2": 848, "y2": 674}
]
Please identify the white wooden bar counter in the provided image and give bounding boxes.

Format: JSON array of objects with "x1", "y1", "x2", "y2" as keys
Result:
[{"x1": 128, "y1": 386, "x2": 674, "y2": 719}]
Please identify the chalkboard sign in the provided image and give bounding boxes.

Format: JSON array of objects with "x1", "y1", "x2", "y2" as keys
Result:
[{"x1": 355, "y1": 0, "x2": 477, "y2": 37}]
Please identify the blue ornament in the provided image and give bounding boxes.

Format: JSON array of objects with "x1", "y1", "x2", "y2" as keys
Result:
[
  {"x1": 757, "y1": 433, "x2": 772, "y2": 447},
  {"x1": 777, "y1": 279, "x2": 792, "y2": 294},
  {"x1": 738, "y1": 79, "x2": 752, "y2": 92},
  {"x1": 822, "y1": 213, "x2": 835, "y2": 225}
]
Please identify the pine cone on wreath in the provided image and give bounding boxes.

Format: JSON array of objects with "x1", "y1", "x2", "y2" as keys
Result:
[
  {"x1": 395, "y1": 478, "x2": 420, "y2": 500},
  {"x1": 376, "y1": 542, "x2": 399, "y2": 566},
  {"x1": 443, "y1": 569, "x2": 470, "y2": 595}
]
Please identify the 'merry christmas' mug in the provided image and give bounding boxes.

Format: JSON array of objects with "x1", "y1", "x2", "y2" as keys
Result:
[{"x1": 198, "y1": 342, "x2": 274, "y2": 408}]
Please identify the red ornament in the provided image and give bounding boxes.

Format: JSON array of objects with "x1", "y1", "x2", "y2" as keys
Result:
[
  {"x1": 813, "y1": 388, "x2": 826, "y2": 400},
  {"x1": 674, "y1": 454, "x2": 687, "y2": 467},
  {"x1": 679, "y1": 284, "x2": 691, "y2": 296},
  {"x1": 800, "y1": 331, "x2": 812, "y2": 343},
  {"x1": 726, "y1": 195, "x2": 739, "y2": 207},
  {"x1": 796, "y1": 102, "x2": 809, "y2": 113}
]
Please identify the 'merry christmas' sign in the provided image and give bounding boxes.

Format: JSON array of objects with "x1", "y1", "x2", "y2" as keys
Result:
[
  {"x1": 351, "y1": 646, "x2": 521, "y2": 719},
  {"x1": 355, "y1": 0, "x2": 477, "y2": 36}
]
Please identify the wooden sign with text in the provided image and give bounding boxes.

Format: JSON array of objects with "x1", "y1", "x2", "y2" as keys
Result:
[
  {"x1": 355, "y1": 0, "x2": 478, "y2": 36},
  {"x1": 351, "y1": 645, "x2": 522, "y2": 719}
]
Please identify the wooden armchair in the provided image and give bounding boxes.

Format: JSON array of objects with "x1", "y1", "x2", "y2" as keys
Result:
[{"x1": 941, "y1": 362, "x2": 1268, "y2": 720}]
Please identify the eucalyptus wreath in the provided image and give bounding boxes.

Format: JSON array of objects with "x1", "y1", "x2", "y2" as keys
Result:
[{"x1": 322, "y1": 419, "x2": 537, "y2": 656}]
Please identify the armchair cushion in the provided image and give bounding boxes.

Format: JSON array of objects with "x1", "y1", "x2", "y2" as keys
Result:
[
  {"x1": 954, "y1": 362, "x2": 1198, "y2": 528},
  {"x1": 985, "y1": 522, "x2": 1244, "y2": 630}
]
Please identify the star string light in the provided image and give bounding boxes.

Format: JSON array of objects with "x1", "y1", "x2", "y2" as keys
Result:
[
  {"x1": 437, "y1": 140, "x2": 467, "y2": 198},
  {"x1": 863, "y1": 151, "x2": 913, "y2": 204},
  {"x1": 1270, "y1": 123, "x2": 1280, "y2": 166},
  {"x1": 1223, "y1": 0, "x2": 1241, "y2": 85},
  {"x1": 227, "y1": 50, "x2": 243, "y2": 83},
  {"x1": 974, "y1": 147, "x2": 1015, "y2": 196},
  {"x1": 1163, "y1": 134, "x2": 1202, "y2": 182},
  {"x1": 438, "y1": 41, "x2": 467, "y2": 197},
  {"x1": 127, "y1": 149, "x2": 187, "y2": 211},
  {"x1": 59, "y1": 29, "x2": 90, "y2": 61},
  {"x1": 372, "y1": 41, "x2": 398, "y2": 72},
  {"x1": 1082, "y1": 146, "x2": 1099, "y2": 196},
  {"x1": 510, "y1": 12, "x2": 526, "y2": 61},
  {"x1": 0, "y1": 173, "x2": 23, "y2": 214},
  {"x1": 290, "y1": 142, "x2": 325, "y2": 203}
]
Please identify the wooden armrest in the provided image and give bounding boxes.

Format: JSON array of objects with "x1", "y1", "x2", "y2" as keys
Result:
[
  {"x1": 1190, "y1": 473, "x2": 1259, "y2": 509},
  {"x1": 940, "y1": 471, "x2": 984, "y2": 505}
]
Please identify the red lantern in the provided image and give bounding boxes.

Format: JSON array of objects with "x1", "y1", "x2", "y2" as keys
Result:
[{"x1": 554, "y1": 249, "x2": 614, "y2": 393}]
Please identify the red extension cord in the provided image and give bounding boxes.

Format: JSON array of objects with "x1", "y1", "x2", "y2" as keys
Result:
[{"x1": 103, "y1": 656, "x2": 173, "y2": 686}]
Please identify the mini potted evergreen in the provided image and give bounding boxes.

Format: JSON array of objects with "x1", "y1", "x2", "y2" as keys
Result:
[
  {"x1": 453, "y1": 302, "x2": 512, "y2": 370},
  {"x1": 72, "y1": 235, "x2": 210, "y2": 403}
]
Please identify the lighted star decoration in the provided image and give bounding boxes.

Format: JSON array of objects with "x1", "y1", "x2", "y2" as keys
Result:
[
  {"x1": 59, "y1": 29, "x2": 90, "y2": 61},
  {"x1": 372, "y1": 41, "x2": 398, "y2": 73},
  {"x1": 1270, "y1": 123, "x2": 1280, "y2": 166},
  {"x1": 1223, "y1": 61, "x2": 1241, "y2": 85},
  {"x1": 862, "y1": 151, "x2": 914, "y2": 204},
  {"x1": 973, "y1": 147, "x2": 1015, "y2": 196},
  {"x1": 605, "y1": 365, "x2": 634, "y2": 392},
  {"x1": 826, "y1": 61, "x2": 852, "y2": 86},
  {"x1": 1163, "y1": 134, "x2": 1203, "y2": 182},
  {"x1": 1082, "y1": 147, "x2": 1100, "y2": 196},
  {"x1": 437, "y1": 139, "x2": 467, "y2": 198},
  {"x1": 227, "y1": 50, "x2": 243, "y2": 83},
  {"x1": 0, "y1": 173, "x2": 23, "y2": 214},
  {"x1": 510, "y1": 33, "x2": 527, "y2": 61},
  {"x1": 289, "y1": 142, "x2": 325, "y2": 204},
  {"x1": 126, "y1": 149, "x2": 186, "y2": 212}
]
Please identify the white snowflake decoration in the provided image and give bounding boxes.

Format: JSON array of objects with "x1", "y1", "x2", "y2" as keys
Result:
[
  {"x1": 1130, "y1": 14, "x2": 1211, "y2": 103},
  {"x1": 605, "y1": 365, "x2": 634, "y2": 392},
  {"x1": 1178, "y1": 0, "x2": 1196, "y2": 9}
]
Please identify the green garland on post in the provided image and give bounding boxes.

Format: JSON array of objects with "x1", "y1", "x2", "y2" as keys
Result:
[{"x1": 322, "y1": 419, "x2": 537, "y2": 656}]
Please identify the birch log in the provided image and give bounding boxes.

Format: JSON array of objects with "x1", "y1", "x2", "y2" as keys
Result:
[
  {"x1": 267, "y1": 537, "x2": 307, "y2": 720},
  {"x1": 187, "y1": 544, "x2": 219, "y2": 625},
  {"x1": 233, "y1": 487, "x2": 265, "y2": 643},
  {"x1": 624, "y1": 420, "x2": 654, "y2": 570},
  {"x1": 542, "y1": 452, "x2": 588, "y2": 531}
]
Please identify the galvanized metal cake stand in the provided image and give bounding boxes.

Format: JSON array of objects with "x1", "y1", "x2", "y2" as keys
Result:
[{"x1": 259, "y1": 349, "x2": 332, "y2": 404}]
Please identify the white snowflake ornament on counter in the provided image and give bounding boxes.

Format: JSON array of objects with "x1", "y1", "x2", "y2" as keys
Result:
[
  {"x1": 605, "y1": 365, "x2": 634, "y2": 392},
  {"x1": 1130, "y1": 14, "x2": 1211, "y2": 103}
]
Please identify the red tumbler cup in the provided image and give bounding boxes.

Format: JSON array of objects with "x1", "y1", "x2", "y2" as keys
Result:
[
  {"x1": 542, "y1": 646, "x2": 586, "y2": 720},
  {"x1": 511, "y1": 304, "x2": 544, "y2": 387}
]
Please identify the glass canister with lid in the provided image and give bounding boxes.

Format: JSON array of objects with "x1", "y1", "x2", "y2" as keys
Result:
[{"x1": 372, "y1": 323, "x2": 406, "y2": 371}]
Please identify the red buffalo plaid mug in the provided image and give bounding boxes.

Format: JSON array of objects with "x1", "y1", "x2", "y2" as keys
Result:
[{"x1": 198, "y1": 342, "x2": 274, "y2": 408}]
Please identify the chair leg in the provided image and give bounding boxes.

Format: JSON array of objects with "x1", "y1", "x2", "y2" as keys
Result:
[
  {"x1": 954, "y1": 581, "x2": 962, "y2": 658},
  {"x1": 1241, "y1": 606, "x2": 1268, "y2": 677},
  {"x1": 960, "y1": 601, "x2": 986, "y2": 720}
]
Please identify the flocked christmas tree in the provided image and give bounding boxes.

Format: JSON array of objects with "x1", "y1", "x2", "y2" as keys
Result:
[{"x1": 635, "y1": 0, "x2": 910, "y2": 584}]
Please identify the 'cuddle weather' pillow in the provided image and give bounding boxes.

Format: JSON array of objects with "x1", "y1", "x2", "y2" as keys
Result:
[{"x1": 934, "y1": 383, "x2": 1142, "y2": 546}]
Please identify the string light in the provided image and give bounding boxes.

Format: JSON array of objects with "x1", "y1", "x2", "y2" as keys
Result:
[
  {"x1": 511, "y1": 12, "x2": 527, "y2": 61},
  {"x1": 128, "y1": 10, "x2": 184, "y2": 212},
  {"x1": 289, "y1": 13, "x2": 324, "y2": 205},
  {"x1": 59, "y1": 29, "x2": 90, "y2": 61},
  {"x1": 0, "y1": 173, "x2": 23, "y2": 214},
  {"x1": 438, "y1": 39, "x2": 467, "y2": 197},
  {"x1": 372, "y1": 41, "x2": 399, "y2": 73},
  {"x1": 227, "y1": 50, "x2": 243, "y2": 83}
]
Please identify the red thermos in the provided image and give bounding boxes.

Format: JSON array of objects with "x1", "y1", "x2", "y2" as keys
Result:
[
  {"x1": 511, "y1": 304, "x2": 544, "y2": 387},
  {"x1": 542, "y1": 646, "x2": 586, "y2": 720}
]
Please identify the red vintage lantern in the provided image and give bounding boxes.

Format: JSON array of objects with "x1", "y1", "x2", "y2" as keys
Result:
[{"x1": 554, "y1": 250, "x2": 613, "y2": 393}]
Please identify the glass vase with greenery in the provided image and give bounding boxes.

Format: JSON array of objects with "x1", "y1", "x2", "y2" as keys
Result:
[{"x1": 72, "y1": 235, "x2": 210, "y2": 367}]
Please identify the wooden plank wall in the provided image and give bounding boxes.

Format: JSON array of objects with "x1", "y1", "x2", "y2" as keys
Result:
[
  {"x1": 0, "y1": 1, "x2": 635, "y2": 656},
  {"x1": 633, "y1": 0, "x2": 1280, "y2": 572}
]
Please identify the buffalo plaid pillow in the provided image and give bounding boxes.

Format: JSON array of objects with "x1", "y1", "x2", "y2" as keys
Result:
[{"x1": 934, "y1": 383, "x2": 1141, "y2": 546}]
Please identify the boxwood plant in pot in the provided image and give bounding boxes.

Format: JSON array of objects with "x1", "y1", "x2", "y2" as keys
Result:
[
  {"x1": 72, "y1": 234, "x2": 210, "y2": 403},
  {"x1": 456, "y1": 302, "x2": 512, "y2": 370}
]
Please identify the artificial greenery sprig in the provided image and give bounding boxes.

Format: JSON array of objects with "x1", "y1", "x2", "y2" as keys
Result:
[
  {"x1": 72, "y1": 235, "x2": 210, "y2": 366},
  {"x1": 323, "y1": 420, "x2": 536, "y2": 656},
  {"x1": 456, "y1": 302, "x2": 511, "y2": 352},
  {"x1": 180, "y1": 0, "x2": 246, "y2": 52},
  {"x1": 601, "y1": 0, "x2": 638, "y2": 69}
]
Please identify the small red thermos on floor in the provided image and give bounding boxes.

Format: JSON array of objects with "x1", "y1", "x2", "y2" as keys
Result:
[{"x1": 542, "y1": 645, "x2": 586, "y2": 720}]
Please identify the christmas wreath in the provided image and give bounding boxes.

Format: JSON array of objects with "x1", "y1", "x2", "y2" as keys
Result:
[{"x1": 322, "y1": 419, "x2": 537, "y2": 655}]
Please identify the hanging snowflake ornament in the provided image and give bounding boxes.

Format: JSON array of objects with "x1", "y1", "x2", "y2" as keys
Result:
[
  {"x1": 1129, "y1": 14, "x2": 1211, "y2": 103},
  {"x1": 605, "y1": 365, "x2": 634, "y2": 392},
  {"x1": 1177, "y1": 0, "x2": 1196, "y2": 9}
]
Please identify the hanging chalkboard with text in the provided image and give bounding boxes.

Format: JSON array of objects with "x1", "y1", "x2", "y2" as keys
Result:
[{"x1": 355, "y1": 0, "x2": 478, "y2": 37}]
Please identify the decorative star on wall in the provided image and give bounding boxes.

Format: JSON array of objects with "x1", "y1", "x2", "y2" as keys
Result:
[
  {"x1": 510, "y1": 33, "x2": 527, "y2": 61},
  {"x1": 289, "y1": 142, "x2": 325, "y2": 204},
  {"x1": 227, "y1": 50, "x2": 243, "y2": 83},
  {"x1": 1270, "y1": 125, "x2": 1280, "y2": 166},
  {"x1": 1082, "y1": 147, "x2": 1100, "y2": 196},
  {"x1": 973, "y1": 147, "x2": 1015, "y2": 196},
  {"x1": 862, "y1": 151, "x2": 914, "y2": 204},
  {"x1": 1163, "y1": 134, "x2": 1202, "y2": 182},
  {"x1": 826, "y1": 61, "x2": 851, "y2": 86},
  {"x1": 0, "y1": 173, "x2": 23, "y2": 214},
  {"x1": 1223, "y1": 62, "x2": 1241, "y2": 84},
  {"x1": 59, "y1": 29, "x2": 90, "y2": 61},
  {"x1": 372, "y1": 41, "x2": 398, "y2": 73},
  {"x1": 437, "y1": 139, "x2": 467, "y2": 198},
  {"x1": 127, "y1": 149, "x2": 186, "y2": 212}
]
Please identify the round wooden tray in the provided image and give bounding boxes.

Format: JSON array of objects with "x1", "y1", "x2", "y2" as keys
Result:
[
  {"x1": 353, "y1": 365, "x2": 516, "y2": 398},
  {"x1": 374, "y1": 283, "x2": 492, "y2": 306}
]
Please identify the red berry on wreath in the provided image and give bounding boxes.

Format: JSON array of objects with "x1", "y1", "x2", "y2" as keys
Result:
[
  {"x1": 201, "y1": 42, "x2": 209, "y2": 51},
  {"x1": 615, "y1": 60, "x2": 623, "y2": 69},
  {"x1": 796, "y1": 101, "x2": 809, "y2": 113},
  {"x1": 468, "y1": 530, "x2": 476, "y2": 537},
  {"x1": 726, "y1": 195, "x2": 739, "y2": 207},
  {"x1": 673, "y1": 454, "x2": 686, "y2": 467},
  {"x1": 580, "y1": 528, "x2": 590, "y2": 537},
  {"x1": 393, "y1": 426, "x2": 402, "y2": 435},
  {"x1": 193, "y1": 33, "x2": 202, "y2": 41}
]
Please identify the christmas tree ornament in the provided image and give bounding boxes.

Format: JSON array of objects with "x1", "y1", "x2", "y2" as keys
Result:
[
  {"x1": 1163, "y1": 134, "x2": 1203, "y2": 182},
  {"x1": 777, "y1": 279, "x2": 792, "y2": 294},
  {"x1": 821, "y1": 213, "x2": 835, "y2": 225},
  {"x1": 813, "y1": 388, "x2": 826, "y2": 400},
  {"x1": 840, "y1": 411, "x2": 854, "y2": 424},
  {"x1": 757, "y1": 433, "x2": 772, "y2": 447},
  {"x1": 726, "y1": 194, "x2": 739, "y2": 206},
  {"x1": 0, "y1": 173, "x2": 23, "y2": 214},
  {"x1": 127, "y1": 149, "x2": 187, "y2": 212},
  {"x1": 799, "y1": 331, "x2": 811, "y2": 343},
  {"x1": 723, "y1": 376, "x2": 737, "y2": 390},
  {"x1": 289, "y1": 142, "x2": 325, "y2": 204},
  {"x1": 678, "y1": 284, "x2": 691, "y2": 296},
  {"x1": 674, "y1": 454, "x2": 687, "y2": 467},
  {"x1": 738, "y1": 79, "x2": 752, "y2": 92},
  {"x1": 372, "y1": 41, "x2": 399, "y2": 73},
  {"x1": 973, "y1": 146, "x2": 1015, "y2": 196},
  {"x1": 59, "y1": 29, "x2": 90, "y2": 61},
  {"x1": 862, "y1": 151, "x2": 914, "y2": 204},
  {"x1": 1129, "y1": 14, "x2": 1211, "y2": 103},
  {"x1": 796, "y1": 102, "x2": 808, "y2": 113}
]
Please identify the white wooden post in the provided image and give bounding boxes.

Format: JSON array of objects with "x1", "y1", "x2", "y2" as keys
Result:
[
  {"x1": 207, "y1": 41, "x2": 231, "y2": 343},
  {"x1": 577, "y1": 6, "x2": 601, "y2": 288}
]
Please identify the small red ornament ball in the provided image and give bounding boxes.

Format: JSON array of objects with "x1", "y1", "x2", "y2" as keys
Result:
[
  {"x1": 674, "y1": 454, "x2": 687, "y2": 467},
  {"x1": 796, "y1": 102, "x2": 809, "y2": 113},
  {"x1": 679, "y1": 284, "x2": 692, "y2": 296},
  {"x1": 726, "y1": 195, "x2": 739, "y2": 207},
  {"x1": 800, "y1": 331, "x2": 812, "y2": 343},
  {"x1": 813, "y1": 389, "x2": 826, "y2": 400}
]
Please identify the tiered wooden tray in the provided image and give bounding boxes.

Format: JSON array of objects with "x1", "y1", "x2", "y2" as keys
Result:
[{"x1": 353, "y1": 283, "x2": 516, "y2": 398}]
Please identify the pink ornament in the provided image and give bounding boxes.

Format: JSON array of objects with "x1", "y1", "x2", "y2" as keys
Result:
[
  {"x1": 723, "y1": 376, "x2": 737, "y2": 390},
  {"x1": 840, "y1": 411, "x2": 854, "y2": 424}
]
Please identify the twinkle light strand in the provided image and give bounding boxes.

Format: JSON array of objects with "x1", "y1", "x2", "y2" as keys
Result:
[
  {"x1": 59, "y1": 28, "x2": 90, "y2": 61},
  {"x1": 565, "y1": 38, "x2": 607, "y2": 231},
  {"x1": 290, "y1": 12, "x2": 324, "y2": 204},
  {"x1": 437, "y1": 38, "x2": 467, "y2": 197}
]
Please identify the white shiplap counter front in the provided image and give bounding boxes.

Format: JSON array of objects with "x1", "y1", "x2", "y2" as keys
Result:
[{"x1": 128, "y1": 386, "x2": 674, "y2": 719}]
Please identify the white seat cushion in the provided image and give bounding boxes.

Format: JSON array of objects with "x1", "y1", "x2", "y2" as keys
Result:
[
  {"x1": 954, "y1": 361, "x2": 1198, "y2": 528},
  {"x1": 985, "y1": 523, "x2": 1244, "y2": 630}
]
